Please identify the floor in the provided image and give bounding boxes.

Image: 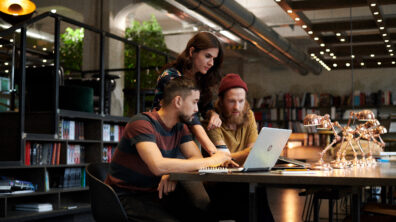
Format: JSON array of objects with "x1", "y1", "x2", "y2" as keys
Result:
[{"x1": 268, "y1": 145, "x2": 346, "y2": 222}]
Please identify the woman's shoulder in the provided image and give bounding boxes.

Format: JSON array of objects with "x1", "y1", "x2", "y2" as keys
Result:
[{"x1": 158, "y1": 67, "x2": 182, "y2": 81}]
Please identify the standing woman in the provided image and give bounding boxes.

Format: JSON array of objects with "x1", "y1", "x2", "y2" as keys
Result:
[{"x1": 153, "y1": 32, "x2": 223, "y2": 155}]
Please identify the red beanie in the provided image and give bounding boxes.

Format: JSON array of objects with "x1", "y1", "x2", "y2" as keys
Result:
[{"x1": 218, "y1": 73, "x2": 248, "y2": 95}]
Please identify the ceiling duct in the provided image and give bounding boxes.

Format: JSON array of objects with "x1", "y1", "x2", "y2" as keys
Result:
[{"x1": 174, "y1": 0, "x2": 322, "y2": 75}]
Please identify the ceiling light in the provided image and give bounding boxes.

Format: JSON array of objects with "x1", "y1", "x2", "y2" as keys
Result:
[
  {"x1": 340, "y1": 38, "x2": 345, "y2": 42},
  {"x1": 320, "y1": 43, "x2": 325, "y2": 47},
  {"x1": 360, "y1": 62, "x2": 365, "y2": 66},
  {"x1": 379, "y1": 26, "x2": 385, "y2": 30},
  {"x1": 42, "y1": 59, "x2": 47, "y2": 63},
  {"x1": 336, "y1": 33, "x2": 341, "y2": 36},
  {"x1": 389, "y1": 49, "x2": 393, "y2": 52},
  {"x1": 370, "y1": 54, "x2": 375, "y2": 57},
  {"x1": 287, "y1": 9, "x2": 292, "y2": 13},
  {"x1": 295, "y1": 17, "x2": 300, "y2": 21},
  {"x1": 330, "y1": 53, "x2": 334, "y2": 56},
  {"x1": 302, "y1": 25, "x2": 307, "y2": 29},
  {"x1": 387, "y1": 45, "x2": 391, "y2": 48},
  {"x1": 392, "y1": 61, "x2": 396, "y2": 64},
  {"x1": 346, "y1": 63, "x2": 350, "y2": 67},
  {"x1": 377, "y1": 19, "x2": 382, "y2": 22},
  {"x1": 5, "y1": 70, "x2": 9, "y2": 73},
  {"x1": 42, "y1": 48, "x2": 47, "y2": 51},
  {"x1": 314, "y1": 37, "x2": 319, "y2": 40},
  {"x1": 377, "y1": 62, "x2": 381, "y2": 65},
  {"x1": 333, "y1": 56, "x2": 337, "y2": 59},
  {"x1": 50, "y1": 9, "x2": 56, "y2": 13},
  {"x1": 333, "y1": 63, "x2": 337, "y2": 67},
  {"x1": 351, "y1": 55, "x2": 355, "y2": 58},
  {"x1": 391, "y1": 53, "x2": 394, "y2": 56},
  {"x1": 320, "y1": 51, "x2": 324, "y2": 55},
  {"x1": 370, "y1": 3, "x2": 376, "y2": 7},
  {"x1": 385, "y1": 39, "x2": 389, "y2": 43},
  {"x1": 275, "y1": 0, "x2": 281, "y2": 2},
  {"x1": 308, "y1": 31, "x2": 313, "y2": 35},
  {"x1": 373, "y1": 11, "x2": 379, "y2": 15},
  {"x1": 310, "y1": 53, "x2": 315, "y2": 57},
  {"x1": 383, "y1": 33, "x2": 387, "y2": 37},
  {"x1": 325, "y1": 49, "x2": 330, "y2": 52},
  {"x1": 4, "y1": 62, "x2": 8, "y2": 65}
]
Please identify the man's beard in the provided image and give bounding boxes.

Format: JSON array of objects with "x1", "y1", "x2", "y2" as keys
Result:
[
  {"x1": 179, "y1": 112, "x2": 195, "y2": 124},
  {"x1": 226, "y1": 111, "x2": 245, "y2": 126}
]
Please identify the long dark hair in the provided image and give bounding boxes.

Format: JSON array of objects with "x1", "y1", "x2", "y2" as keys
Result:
[{"x1": 162, "y1": 32, "x2": 224, "y2": 110}]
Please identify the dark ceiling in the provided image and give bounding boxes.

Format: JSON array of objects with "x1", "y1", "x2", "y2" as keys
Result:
[{"x1": 276, "y1": 0, "x2": 396, "y2": 69}]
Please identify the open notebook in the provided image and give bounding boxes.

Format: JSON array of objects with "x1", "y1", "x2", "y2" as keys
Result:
[{"x1": 199, "y1": 127, "x2": 292, "y2": 173}]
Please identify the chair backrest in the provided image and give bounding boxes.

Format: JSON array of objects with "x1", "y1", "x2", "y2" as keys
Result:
[{"x1": 86, "y1": 163, "x2": 129, "y2": 222}]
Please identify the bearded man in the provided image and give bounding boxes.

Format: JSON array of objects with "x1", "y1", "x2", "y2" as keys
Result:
[
  {"x1": 205, "y1": 73, "x2": 274, "y2": 222},
  {"x1": 207, "y1": 73, "x2": 258, "y2": 166}
]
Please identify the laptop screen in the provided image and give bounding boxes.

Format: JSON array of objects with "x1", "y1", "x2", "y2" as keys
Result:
[{"x1": 243, "y1": 127, "x2": 292, "y2": 170}]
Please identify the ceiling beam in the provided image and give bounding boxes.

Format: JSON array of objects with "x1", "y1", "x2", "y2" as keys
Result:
[
  {"x1": 324, "y1": 58, "x2": 396, "y2": 69},
  {"x1": 290, "y1": 0, "x2": 396, "y2": 11},
  {"x1": 308, "y1": 44, "x2": 392, "y2": 56},
  {"x1": 320, "y1": 33, "x2": 396, "y2": 44},
  {"x1": 311, "y1": 17, "x2": 396, "y2": 32}
]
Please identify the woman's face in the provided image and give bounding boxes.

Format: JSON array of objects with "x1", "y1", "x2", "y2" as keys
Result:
[{"x1": 190, "y1": 47, "x2": 219, "y2": 74}]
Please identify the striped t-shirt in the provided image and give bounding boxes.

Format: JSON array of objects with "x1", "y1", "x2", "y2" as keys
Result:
[{"x1": 105, "y1": 110, "x2": 193, "y2": 192}]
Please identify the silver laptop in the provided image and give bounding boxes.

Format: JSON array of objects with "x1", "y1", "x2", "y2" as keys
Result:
[
  {"x1": 199, "y1": 127, "x2": 291, "y2": 173},
  {"x1": 240, "y1": 127, "x2": 292, "y2": 172}
]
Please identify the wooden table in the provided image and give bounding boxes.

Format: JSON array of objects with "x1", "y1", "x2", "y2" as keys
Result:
[{"x1": 170, "y1": 163, "x2": 396, "y2": 222}]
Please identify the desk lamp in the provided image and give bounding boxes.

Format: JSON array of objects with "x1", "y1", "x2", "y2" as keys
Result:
[
  {"x1": 337, "y1": 110, "x2": 376, "y2": 167},
  {"x1": 303, "y1": 114, "x2": 341, "y2": 170}
]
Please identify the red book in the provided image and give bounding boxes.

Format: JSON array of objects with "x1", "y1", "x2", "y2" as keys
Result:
[
  {"x1": 56, "y1": 143, "x2": 61, "y2": 165},
  {"x1": 51, "y1": 143, "x2": 56, "y2": 165},
  {"x1": 25, "y1": 141, "x2": 31, "y2": 166}
]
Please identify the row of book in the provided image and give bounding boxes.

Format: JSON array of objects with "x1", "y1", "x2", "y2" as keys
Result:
[
  {"x1": 254, "y1": 108, "x2": 321, "y2": 122},
  {"x1": 49, "y1": 167, "x2": 86, "y2": 189},
  {"x1": 103, "y1": 124, "x2": 125, "y2": 142},
  {"x1": 25, "y1": 142, "x2": 61, "y2": 166},
  {"x1": 103, "y1": 146, "x2": 116, "y2": 163},
  {"x1": 66, "y1": 145, "x2": 85, "y2": 164},
  {"x1": 253, "y1": 90, "x2": 394, "y2": 109},
  {"x1": 25, "y1": 142, "x2": 85, "y2": 166},
  {"x1": 256, "y1": 121, "x2": 318, "y2": 134},
  {"x1": 58, "y1": 119, "x2": 85, "y2": 140}
]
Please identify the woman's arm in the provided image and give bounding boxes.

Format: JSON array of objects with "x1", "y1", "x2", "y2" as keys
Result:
[
  {"x1": 190, "y1": 124, "x2": 218, "y2": 155},
  {"x1": 206, "y1": 110, "x2": 222, "y2": 130}
]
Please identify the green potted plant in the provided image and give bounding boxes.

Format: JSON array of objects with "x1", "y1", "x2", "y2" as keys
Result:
[
  {"x1": 124, "y1": 15, "x2": 167, "y2": 116},
  {"x1": 60, "y1": 27, "x2": 84, "y2": 75}
]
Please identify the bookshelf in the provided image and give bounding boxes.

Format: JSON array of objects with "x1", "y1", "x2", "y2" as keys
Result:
[
  {"x1": 253, "y1": 92, "x2": 396, "y2": 151},
  {"x1": 0, "y1": 108, "x2": 129, "y2": 221}
]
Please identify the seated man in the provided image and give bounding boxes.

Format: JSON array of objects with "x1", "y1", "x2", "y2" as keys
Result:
[
  {"x1": 105, "y1": 77, "x2": 230, "y2": 222},
  {"x1": 205, "y1": 73, "x2": 274, "y2": 222}
]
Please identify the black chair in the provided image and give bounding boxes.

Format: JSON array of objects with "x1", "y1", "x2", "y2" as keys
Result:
[{"x1": 86, "y1": 163, "x2": 129, "y2": 222}]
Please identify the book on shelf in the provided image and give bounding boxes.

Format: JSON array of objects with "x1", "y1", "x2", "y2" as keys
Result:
[
  {"x1": 62, "y1": 168, "x2": 85, "y2": 188},
  {"x1": 64, "y1": 144, "x2": 85, "y2": 164},
  {"x1": 26, "y1": 142, "x2": 61, "y2": 166},
  {"x1": 58, "y1": 119, "x2": 85, "y2": 140},
  {"x1": 102, "y1": 146, "x2": 116, "y2": 163},
  {"x1": 15, "y1": 203, "x2": 53, "y2": 212}
]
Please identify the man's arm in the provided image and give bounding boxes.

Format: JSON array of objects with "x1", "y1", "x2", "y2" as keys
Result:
[
  {"x1": 136, "y1": 141, "x2": 230, "y2": 176},
  {"x1": 211, "y1": 139, "x2": 252, "y2": 166}
]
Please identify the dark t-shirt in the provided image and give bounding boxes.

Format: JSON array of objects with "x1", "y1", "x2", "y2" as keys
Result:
[{"x1": 105, "y1": 110, "x2": 193, "y2": 192}]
